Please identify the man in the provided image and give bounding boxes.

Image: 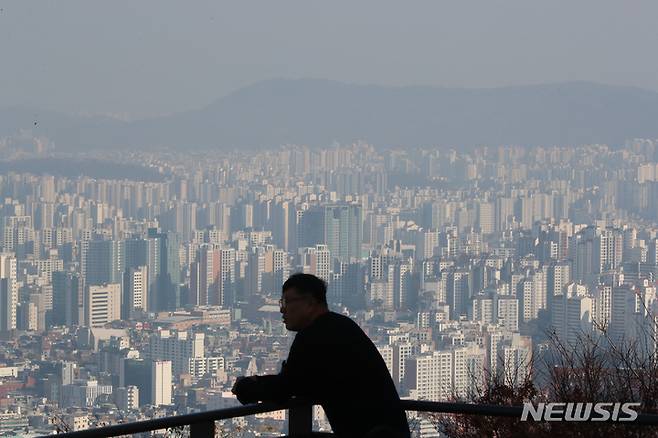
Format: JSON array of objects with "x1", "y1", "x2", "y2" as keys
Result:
[{"x1": 232, "y1": 273, "x2": 410, "y2": 438}]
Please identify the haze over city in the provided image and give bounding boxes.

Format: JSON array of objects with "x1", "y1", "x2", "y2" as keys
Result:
[
  {"x1": 2, "y1": 0, "x2": 658, "y2": 117},
  {"x1": 1, "y1": 2, "x2": 658, "y2": 437}
]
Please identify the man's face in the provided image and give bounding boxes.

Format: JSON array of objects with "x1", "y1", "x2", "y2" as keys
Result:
[{"x1": 280, "y1": 288, "x2": 314, "y2": 331}]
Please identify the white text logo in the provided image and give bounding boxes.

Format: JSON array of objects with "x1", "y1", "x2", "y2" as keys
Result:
[{"x1": 520, "y1": 402, "x2": 641, "y2": 422}]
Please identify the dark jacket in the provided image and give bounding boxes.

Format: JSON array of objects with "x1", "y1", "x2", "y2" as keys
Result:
[{"x1": 234, "y1": 312, "x2": 410, "y2": 438}]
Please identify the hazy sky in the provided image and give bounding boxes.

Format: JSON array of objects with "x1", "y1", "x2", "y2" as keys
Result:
[{"x1": 1, "y1": 0, "x2": 657, "y2": 118}]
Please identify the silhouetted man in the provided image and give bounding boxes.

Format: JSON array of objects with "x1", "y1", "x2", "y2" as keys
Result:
[{"x1": 232, "y1": 273, "x2": 410, "y2": 438}]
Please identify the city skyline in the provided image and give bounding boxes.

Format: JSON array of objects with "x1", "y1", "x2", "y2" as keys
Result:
[
  {"x1": 1, "y1": 141, "x2": 658, "y2": 434},
  {"x1": 1, "y1": 1, "x2": 658, "y2": 435}
]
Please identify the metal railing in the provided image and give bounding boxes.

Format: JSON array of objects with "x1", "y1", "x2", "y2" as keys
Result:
[
  {"x1": 44, "y1": 399, "x2": 658, "y2": 438},
  {"x1": 45, "y1": 399, "x2": 312, "y2": 438}
]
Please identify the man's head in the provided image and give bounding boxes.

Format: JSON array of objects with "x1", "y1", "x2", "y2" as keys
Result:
[{"x1": 280, "y1": 273, "x2": 329, "y2": 331}]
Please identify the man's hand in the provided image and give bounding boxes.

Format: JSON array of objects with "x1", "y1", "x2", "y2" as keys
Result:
[{"x1": 231, "y1": 376, "x2": 260, "y2": 405}]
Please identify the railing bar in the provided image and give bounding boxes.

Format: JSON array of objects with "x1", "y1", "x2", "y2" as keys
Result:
[
  {"x1": 401, "y1": 400, "x2": 658, "y2": 425},
  {"x1": 42, "y1": 399, "x2": 658, "y2": 437},
  {"x1": 43, "y1": 401, "x2": 292, "y2": 438}
]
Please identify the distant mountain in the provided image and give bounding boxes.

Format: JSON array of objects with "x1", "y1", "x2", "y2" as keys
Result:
[{"x1": 2, "y1": 79, "x2": 658, "y2": 151}]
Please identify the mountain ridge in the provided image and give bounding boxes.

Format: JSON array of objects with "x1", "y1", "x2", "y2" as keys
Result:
[{"x1": 2, "y1": 79, "x2": 658, "y2": 151}]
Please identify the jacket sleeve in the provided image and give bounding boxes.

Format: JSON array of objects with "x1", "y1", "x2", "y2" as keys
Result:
[{"x1": 251, "y1": 334, "x2": 313, "y2": 403}]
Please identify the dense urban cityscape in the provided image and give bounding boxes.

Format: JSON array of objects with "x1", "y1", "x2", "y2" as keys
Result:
[{"x1": 1, "y1": 139, "x2": 658, "y2": 435}]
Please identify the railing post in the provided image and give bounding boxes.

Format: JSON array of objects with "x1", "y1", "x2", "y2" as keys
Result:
[
  {"x1": 288, "y1": 404, "x2": 313, "y2": 436},
  {"x1": 190, "y1": 420, "x2": 215, "y2": 438}
]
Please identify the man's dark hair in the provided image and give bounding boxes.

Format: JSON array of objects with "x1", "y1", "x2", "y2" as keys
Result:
[{"x1": 282, "y1": 273, "x2": 328, "y2": 307}]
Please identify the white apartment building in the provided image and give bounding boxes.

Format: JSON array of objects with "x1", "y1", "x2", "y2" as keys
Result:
[
  {"x1": 496, "y1": 297, "x2": 519, "y2": 332},
  {"x1": 0, "y1": 254, "x2": 17, "y2": 331},
  {"x1": 404, "y1": 350, "x2": 453, "y2": 401},
  {"x1": 148, "y1": 329, "x2": 204, "y2": 375},
  {"x1": 124, "y1": 266, "x2": 148, "y2": 317},
  {"x1": 85, "y1": 283, "x2": 121, "y2": 328},
  {"x1": 452, "y1": 345, "x2": 485, "y2": 399},
  {"x1": 188, "y1": 356, "x2": 225, "y2": 381},
  {"x1": 151, "y1": 360, "x2": 172, "y2": 406}
]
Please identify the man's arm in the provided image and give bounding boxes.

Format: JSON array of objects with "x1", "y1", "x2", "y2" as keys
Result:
[
  {"x1": 231, "y1": 363, "x2": 291, "y2": 404},
  {"x1": 231, "y1": 376, "x2": 264, "y2": 404},
  {"x1": 232, "y1": 337, "x2": 311, "y2": 404}
]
